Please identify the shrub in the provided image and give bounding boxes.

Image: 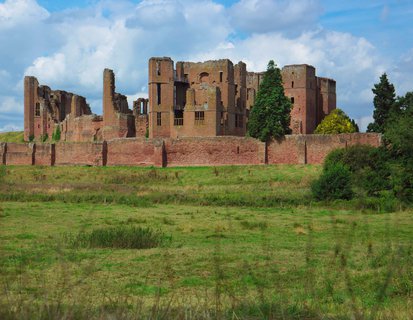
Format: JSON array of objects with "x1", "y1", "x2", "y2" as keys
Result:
[
  {"x1": 312, "y1": 163, "x2": 353, "y2": 200},
  {"x1": 323, "y1": 145, "x2": 391, "y2": 195},
  {"x1": 69, "y1": 226, "x2": 166, "y2": 249}
]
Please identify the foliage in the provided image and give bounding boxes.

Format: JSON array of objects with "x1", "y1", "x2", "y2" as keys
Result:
[
  {"x1": 350, "y1": 119, "x2": 359, "y2": 132},
  {"x1": 248, "y1": 60, "x2": 292, "y2": 142},
  {"x1": 69, "y1": 226, "x2": 165, "y2": 249},
  {"x1": 324, "y1": 145, "x2": 391, "y2": 196},
  {"x1": 28, "y1": 134, "x2": 34, "y2": 142},
  {"x1": 52, "y1": 126, "x2": 61, "y2": 142},
  {"x1": 314, "y1": 108, "x2": 358, "y2": 134},
  {"x1": 39, "y1": 133, "x2": 48, "y2": 143},
  {"x1": 367, "y1": 73, "x2": 397, "y2": 133},
  {"x1": 311, "y1": 163, "x2": 353, "y2": 200},
  {"x1": 382, "y1": 94, "x2": 413, "y2": 202},
  {"x1": 384, "y1": 92, "x2": 413, "y2": 160}
]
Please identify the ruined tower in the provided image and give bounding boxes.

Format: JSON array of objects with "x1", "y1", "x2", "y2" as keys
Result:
[
  {"x1": 148, "y1": 57, "x2": 175, "y2": 138},
  {"x1": 102, "y1": 68, "x2": 135, "y2": 140},
  {"x1": 24, "y1": 76, "x2": 38, "y2": 141}
]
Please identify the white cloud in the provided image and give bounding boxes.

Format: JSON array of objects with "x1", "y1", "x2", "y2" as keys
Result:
[
  {"x1": 390, "y1": 48, "x2": 413, "y2": 96},
  {"x1": 357, "y1": 115, "x2": 373, "y2": 132},
  {"x1": 229, "y1": 0, "x2": 322, "y2": 35},
  {"x1": 189, "y1": 29, "x2": 385, "y2": 120},
  {"x1": 0, "y1": 0, "x2": 49, "y2": 28},
  {"x1": 0, "y1": 0, "x2": 411, "y2": 133},
  {"x1": 22, "y1": 0, "x2": 230, "y2": 101},
  {"x1": 0, "y1": 96, "x2": 23, "y2": 114}
]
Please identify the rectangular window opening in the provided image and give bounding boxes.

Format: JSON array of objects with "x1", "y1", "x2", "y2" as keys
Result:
[
  {"x1": 235, "y1": 114, "x2": 243, "y2": 128},
  {"x1": 157, "y1": 83, "x2": 161, "y2": 105},
  {"x1": 157, "y1": 112, "x2": 162, "y2": 126},
  {"x1": 219, "y1": 71, "x2": 223, "y2": 83},
  {"x1": 291, "y1": 81, "x2": 294, "y2": 88},
  {"x1": 195, "y1": 111, "x2": 205, "y2": 125},
  {"x1": 35, "y1": 103, "x2": 40, "y2": 117},
  {"x1": 174, "y1": 110, "x2": 183, "y2": 126},
  {"x1": 291, "y1": 97, "x2": 295, "y2": 104}
]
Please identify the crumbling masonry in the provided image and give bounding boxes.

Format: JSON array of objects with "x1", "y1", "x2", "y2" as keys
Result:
[{"x1": 24, "y1": 57, "x2": 336, "y2": 142}]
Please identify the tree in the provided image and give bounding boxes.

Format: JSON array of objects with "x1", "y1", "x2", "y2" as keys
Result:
[
  {"x1": 248, "y1": 60, "x2": 292, "y2": 142},
  {"x1": 367, "y1": 73, "x2": 397, "y2": 133},
  {"x1": 314, "y1": 108, "x2": 358, "y2": 134},
  {"x1": 384, "y1": 92, "x2": 413, "y2": 159},
  {"x1": 384, "y1": 92, "x2": 413, "y2": 202}
]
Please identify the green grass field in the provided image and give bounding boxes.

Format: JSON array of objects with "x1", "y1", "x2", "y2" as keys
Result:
[
  {"x1": 0, "y1": 131, "x2": 24, "y2": 143},
  {"x1": 0, "y1": 165, "x2": 412, "y2": 319}
]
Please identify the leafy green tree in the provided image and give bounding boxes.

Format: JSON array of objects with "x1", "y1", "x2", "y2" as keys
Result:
[
  {"x1": 314, "y1": 108, "x2": 358, "y2": 134},
  {"x1": 367, "y1": 73, "x2": 397, "y2": 133},
  {"x1": 248, "y1": 60, "x2": 292, "y2": 142},
  {"x1": 384, "y1": 92, "x2": 413, "y2": 159},
  {"x1": 384, "y1": 91, "x2": 413, "y2": 202}
]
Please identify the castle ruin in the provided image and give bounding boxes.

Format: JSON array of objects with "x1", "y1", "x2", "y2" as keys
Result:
[{"x1": 24, "y1": 57, "x2": 336, "y2": 142}]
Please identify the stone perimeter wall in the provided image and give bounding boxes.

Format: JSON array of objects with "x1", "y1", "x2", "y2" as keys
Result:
[{"x1": 0, "y1": 133, "x2": 381, "y2": 167}]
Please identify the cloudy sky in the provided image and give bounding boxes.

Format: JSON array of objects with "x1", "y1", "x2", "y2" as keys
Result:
[{"x1": 0, "y1": 0, "x2": 412, "y2": 132}]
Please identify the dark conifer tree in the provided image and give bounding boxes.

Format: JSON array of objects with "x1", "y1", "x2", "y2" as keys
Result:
[
  {"x1": 367, "y1": 73, "x2": 397, "y2": 133},
  {"x1": 248, "y1": 60, "x2": 292, "y2": 142}
]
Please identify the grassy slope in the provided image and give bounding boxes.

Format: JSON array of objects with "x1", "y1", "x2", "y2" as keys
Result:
[
  {"x1": 0, "y1": 131, "x2": 24, "y2": 142},
  {"x1": 0, "y1": 165, "x2": 412, "y2": 319}
]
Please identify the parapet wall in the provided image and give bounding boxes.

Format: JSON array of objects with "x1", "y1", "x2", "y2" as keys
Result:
[{"x1": 0, "y1": 133, "x2": 381, "y2": 167}]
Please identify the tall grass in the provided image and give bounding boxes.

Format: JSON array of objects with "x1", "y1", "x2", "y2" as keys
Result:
[{"x1": 68, "y1": 226, "x2": 166, "y2": 249}]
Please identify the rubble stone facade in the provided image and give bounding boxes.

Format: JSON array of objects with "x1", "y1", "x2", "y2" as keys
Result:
[{"x1": 24, "y1": 57, "x2": 336, "y2": 143}]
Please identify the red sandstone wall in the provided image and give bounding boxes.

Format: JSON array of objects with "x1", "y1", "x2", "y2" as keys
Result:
[
  {"x1": 267, "y1": 136, "x2": 303, "y2": 164},
  {"x1": 34, "y1": 144, "x2": 54, "y2": 166},
  {"x1": 5, "y1": 143, "x2": 34, "y2": 165},
  {"x1": 305, "y1": 135, "x2": 346, "y2": 164},
  {"x1": 55, "y1": 142, "x2": 104, "y2": 166},
  {"x1": 106, "y1": 138, "x2": 155, "y2": 166},
  {"x1": 0, "y1": 133, "x2": 382, "y2": 167},
  {"x1": 164, "y1": 137, "x2": 265, "y2": 167},
  {"x1": 345, "y1": 132, "x2": 382, "y2": 147}
]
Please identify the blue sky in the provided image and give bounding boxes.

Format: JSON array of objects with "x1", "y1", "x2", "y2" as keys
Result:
[{"x1": 1, "y1": 0, "x2": 412, "y2": 132}]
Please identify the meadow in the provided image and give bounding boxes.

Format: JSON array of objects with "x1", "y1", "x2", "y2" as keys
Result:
[{"x1": 0, "y1": 164, "x2": 412, "y2": 319}]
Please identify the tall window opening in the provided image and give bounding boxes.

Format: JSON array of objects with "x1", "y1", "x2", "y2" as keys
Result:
[
  {"x1": 157, "y1": 112, "x2": 162, "y2": 126},
  {"x1": 35, "y1": 103, "x2": 40, "y2": 117},
  {"x1": 291, "y1": 81, "x2": 294, "y2": 88},
  {"x1": 291, "y1": 97, "x2": 295, "y2": 104},
  {"x1": 195, "y1": 111, "x2": 205, "y2": 125},
  {"x1": 174, "y1": 110, "x2": 183, "y2": 126},
  {"x1": 235, "y1": 114, "x2": 243, "y2": 128},
  {"x1": 157, "y1": 83, "x2": 161, "y2": 105},
  {"x1": 219, "y1": 71, "x2": 223, "y2": 83}
]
